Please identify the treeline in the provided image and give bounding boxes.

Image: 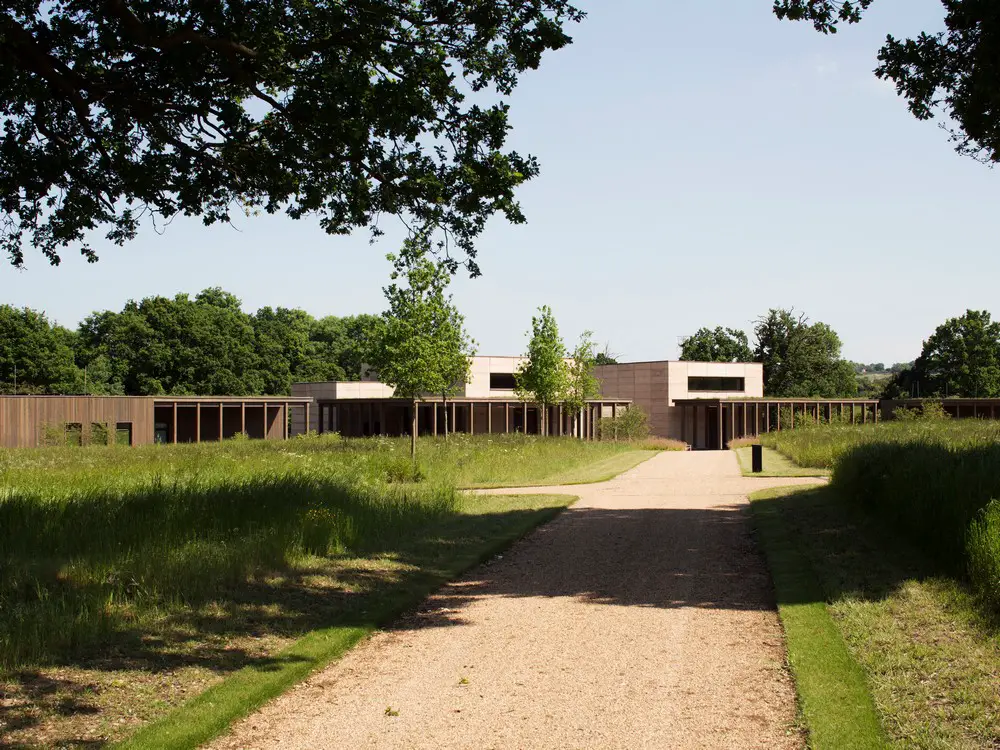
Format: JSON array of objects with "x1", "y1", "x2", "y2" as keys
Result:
[
  {"x1": 0, "y1": 289, "x2": 377, "y2": 396},
  {"x1": 679, "y1": 309, "x2": 858, "y2": 397},
  {"x1": 681, "y1": 308, "x2": 1000, "y2": 400}
]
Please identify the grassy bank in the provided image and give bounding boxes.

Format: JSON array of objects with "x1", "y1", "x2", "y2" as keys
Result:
[
  {"x1": 761, "y1": 419, "x2": 1000, "y2": 610},
  {"x1": 753, "y1": 485, "x2": 1000, "y2": 749},
  {"x1": 0, "y1": 434, "x2": 643, "y2": 747}
]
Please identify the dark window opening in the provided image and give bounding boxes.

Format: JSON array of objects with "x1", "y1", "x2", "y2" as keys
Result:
[
  {"x1": 490, "y1": 372, "x2": 517, "y2": 390},
  {"x1": 116, "y1": 422, "x2": 133, "y2": 446},
  {"x1": 65, "y1": 423, "x2": 83, "y2": 446},
  {"x1": 688, "y1": 377, "x2": 745, "y2": 392}
]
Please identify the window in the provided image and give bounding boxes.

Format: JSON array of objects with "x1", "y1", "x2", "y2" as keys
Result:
[
  {"x1": 688, "y1": 377, "x2": 745, "y2": 392},
  {"x1": 65, "y1": 423, "x2": 83, "y2": 446},
  {"x1": 116, "y1": 423, "x2": 133, "y2": 446},
  {"x1": 490, "y1": 372, "x2": 517, "y2": 390}
]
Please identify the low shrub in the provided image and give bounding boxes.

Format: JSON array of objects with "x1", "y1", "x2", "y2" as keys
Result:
[
  {"x1": 597, "y1": 405, "x2": 650, "y2": 442},
  {"x1": 967, "y1": 500, "x2": 1000, "y2": 613}
]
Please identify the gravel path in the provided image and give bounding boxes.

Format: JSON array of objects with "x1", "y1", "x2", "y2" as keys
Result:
[{"x1": 211, "y1": 451, "x2": 823, "y2": 750}]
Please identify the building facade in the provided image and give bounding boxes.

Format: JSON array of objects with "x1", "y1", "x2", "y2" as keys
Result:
[
  {"x1": 291, "y1": 355, "x2": 630, "y2": 439},
  {"x1": 0, "y1": 395, "x2": 311, "y2": 448}
]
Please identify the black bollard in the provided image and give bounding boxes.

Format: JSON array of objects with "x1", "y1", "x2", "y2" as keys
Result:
[{"x1": 752, "y1": 443, "x2": 763, "y2": 473}]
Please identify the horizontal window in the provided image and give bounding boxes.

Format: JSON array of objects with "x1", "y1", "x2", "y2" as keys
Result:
[
  {"x1": 490, "y1": 372, "x2": 517, "y2": 390},
  {"x1": 688, "y1": 376, "x2": 745, "y2": 392}
]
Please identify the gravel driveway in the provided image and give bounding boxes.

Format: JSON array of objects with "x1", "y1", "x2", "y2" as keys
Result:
[{"x1": 211, "y1": 451, "x2": 822, "y2": 749}]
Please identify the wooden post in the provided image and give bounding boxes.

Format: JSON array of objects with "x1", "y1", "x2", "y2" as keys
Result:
[
  {"x1": 469, "y1": 402, "x2": 475, "y2": 435},
  {"x1": 505, "y1": 402, "x2": 510, "y2": 433},
  {"x1": 754, "y1": 403, "x2": 760, "y2": 437},
  {"x1": 432, "y1": 402, "x2": 438, "y2": 436},
  {"x1": 681, "y1": 405, "x2": 687, "y2": 445},
  {"x1": 487, "y1": 403, "x2": 492, "y2": 434},
  {"x1": 172, "y1": 402, "x2": 178, "y2": 443},
  {"x1": 717, "y1": 404, "x2": 724, "y2": 450},
  {"x1": 693, "y1": 405, "x2": 698, "y2": 448},
  {"x1": 240, "y1": 402, "x2": 246, "y2": 435},
  {"x1": 218, "y1": 403, "x2": 224, "y2": 441},
  {"x1": 874, "y1": 403, "x2": 879, "y2": 424},
  {"x1": 776, "y1": 404, "x2": 781, "y2": 432},
  {"x1": 862, "y1": 404, "x2": 868, "y2": 424},
  {"x1": 558, "y1": 405, "x2": 563, "y2": 437},
  {"x1": 263, "y1": 402, "x2": 268, "y2": 438},
  {"x1": 196, "y1": 402, "x2": 201, "y2": 443}
]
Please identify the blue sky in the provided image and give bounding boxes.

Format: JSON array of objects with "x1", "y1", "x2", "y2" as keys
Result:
[{"x1": 3, "y1": 0, "x2": 996, "y2": 366}]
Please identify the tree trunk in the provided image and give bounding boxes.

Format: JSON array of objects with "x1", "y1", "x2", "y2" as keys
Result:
[{"x1": 411, "y1": 399, "x2": 418, "y2": 462}]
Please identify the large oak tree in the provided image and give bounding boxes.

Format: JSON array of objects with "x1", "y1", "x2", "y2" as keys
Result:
[{"x1": 0, "y1": 1, "x2": 582, "y2": 268}]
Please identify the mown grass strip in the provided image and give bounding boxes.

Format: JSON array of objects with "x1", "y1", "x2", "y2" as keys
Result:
[
  {"x1": 465, "y1": 449, "x2": 658, "y2": 488},
  {"x1": 117, "y1": 495, "x2": 572, "y2": 750},
  {"x1": 733, "y1": 446, "x2": 828, "y2": 478},
  {"x1": 750, "y1": 487, "x2": 887, "y2": 750}
]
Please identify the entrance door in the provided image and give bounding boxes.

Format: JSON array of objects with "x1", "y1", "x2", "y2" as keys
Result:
[{"x1": 706, "y1": 406, "x2": 719, "y2": 450}]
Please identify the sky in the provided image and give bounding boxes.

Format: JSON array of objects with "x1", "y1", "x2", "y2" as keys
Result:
[{"x1": 3, "y1": 0, "x2": 997, "y2": 367}]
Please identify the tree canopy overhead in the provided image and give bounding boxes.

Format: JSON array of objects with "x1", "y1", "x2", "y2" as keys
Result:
[
  {"x1": 0, "y1": 0, "x2": 583, "y2": 268},
  {"x1": 774, "y1": 0, "x2": 1000, "y2": 164}
]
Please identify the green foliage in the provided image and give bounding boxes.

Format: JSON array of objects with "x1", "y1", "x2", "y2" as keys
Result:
[
  {"x1": 367, "y1": 239, "x2": 475, "y2": 456},
  {"x1": 967, "y1": 500, "x2": 1000, "y2": 613},
  {"x1": 774, "y1": 1, "x2": 1000, "y2": 164},
  {"x1": 563, "y1": 330, "x2": 600, "y2": 414},
  {"x1": 515, "y1": 305, "x2": 569, "y2": 432},
  {"x1": 764, "y1": 419, "x2": 1000, "y2": 612},
  {"x1": 5, "y1": 289, "x2": 379, "y2": 396},
  {"x1": 754, "y1": 308, "x2": 858, "y2": 397},
  {"x1": 910, "y1": 309, "x2": 1000, "y2": 398},
  {"x1": 597, "y1": 405, "x2": 650, "y2": 442},
  {"x1": 679, "y1": 326, "x2": 753, "y2": 362},
  {"x1": 0, "y1": 305, "x2": 83, "y2": 394},
  {"x1": 1, "y1": 1, "x2": 584, "y2": 268}
]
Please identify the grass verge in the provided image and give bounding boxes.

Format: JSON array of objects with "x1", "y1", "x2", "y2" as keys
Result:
[
  {"x1": 750, "y1": 486, "x2": 886, "y2": 749},
  {"x1": 752, "y1": 485, "x2": 1000, "y2": 749},
  {"x1": 465, "y1": 449, "x2": 657, "y2": 488},
  {"x1": 114, "y1": 492, "x2": 575, "y2": 749},
  {"x1": 733, "y1": 446, "x2": 829, "y2": 478}
]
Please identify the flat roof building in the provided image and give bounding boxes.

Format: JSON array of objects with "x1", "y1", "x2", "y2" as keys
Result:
[{"x1": 0, "y1": 395, "x2": 311, "y2": 448}]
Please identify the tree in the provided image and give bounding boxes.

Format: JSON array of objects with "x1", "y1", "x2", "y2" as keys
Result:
[
  {"x1": 1, "y1": 1, "x2": 583, "y2": 268},
  {"x1": 515, "y1": 305, "x2": 568, "y2": 435},
  {"x1": 774, "y1": 0, "x2": 1000, "y2": 164},
  {"x1": 594, "y1": 343, "x2": 619, "y2": 366},
  {"x1": 679, "y1": 326, "x2": 754, "y2": 362},
  {"x1": 0, "y1": 305, "x2": 83, "y2": 393},
  {"x1": 753, "y1": 309, "x2": 857, "y2": 397},
  {"x1": 563, "y1": 331, "x2": 601, "y2": 436},
  {"x1": 907, "y1": 310, "x2": 1000, "y2": 397},
  {"x1": 367, "y1": 240, "x2": 470, "y2": 459}
]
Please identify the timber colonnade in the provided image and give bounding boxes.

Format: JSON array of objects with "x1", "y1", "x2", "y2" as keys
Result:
[
  {"x1": 315, "y1": 398, "x2": 633, "y2": 440},
  {"x1": 674, "y1": 398, "x2": 882, "y2": 451}
]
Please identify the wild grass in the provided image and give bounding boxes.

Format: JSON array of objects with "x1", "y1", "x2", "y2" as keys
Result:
[
  {"x1": 0, "y1": 433, "x2": 643, "y2": 746},
  {"x1": 754, "y1": 485, "x2": 1000, "y2": 749},
  {"x1": 762, "y1": 419, "x2": 1000, "y2": 611}
]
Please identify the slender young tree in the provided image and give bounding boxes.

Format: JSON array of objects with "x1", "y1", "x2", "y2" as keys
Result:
[
  {"x1": 368, "y1": 238, "x2": 471, "y2": 459},
  {"x1": 515, "y1": 305, "x2": 568, "y2": 435},
  {"x1": 435, "y1": 291, "x2": 477, "y2": 441},
  {"x1": 563, "y1": 330, "x2": 601, "y2": 438}
]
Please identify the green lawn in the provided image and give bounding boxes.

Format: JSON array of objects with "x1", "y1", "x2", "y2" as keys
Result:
[
  {"x1": 734, "y1": 445, "x2": 829, "y2": 477},
  {"x1": 0, "y1": 434, "x2": 649, "y2": 748},
  {"x1": 752, "y1": 485, "x2": 1000, "y2": 749}
]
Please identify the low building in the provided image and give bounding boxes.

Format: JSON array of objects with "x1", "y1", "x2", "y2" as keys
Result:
[
  {"x1": 291, "y1": 355, "x2": 630, "y2": 439},
  {"x1": 0, "y1": 395, "x2": 312, "y2": 448}
]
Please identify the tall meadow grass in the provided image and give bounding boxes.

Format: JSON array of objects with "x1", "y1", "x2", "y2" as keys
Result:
[
  {"x1": 0, "y1": 433, "x2": 641, "y2": 670},
  {"x1": 762, "y1": 418, "x2": 1000, "y2": 611}
]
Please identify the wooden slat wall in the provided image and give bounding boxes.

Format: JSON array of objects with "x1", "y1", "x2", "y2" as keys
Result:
[{"x1": 0, "y1": 397, "x2": 156, "y2": 448}]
